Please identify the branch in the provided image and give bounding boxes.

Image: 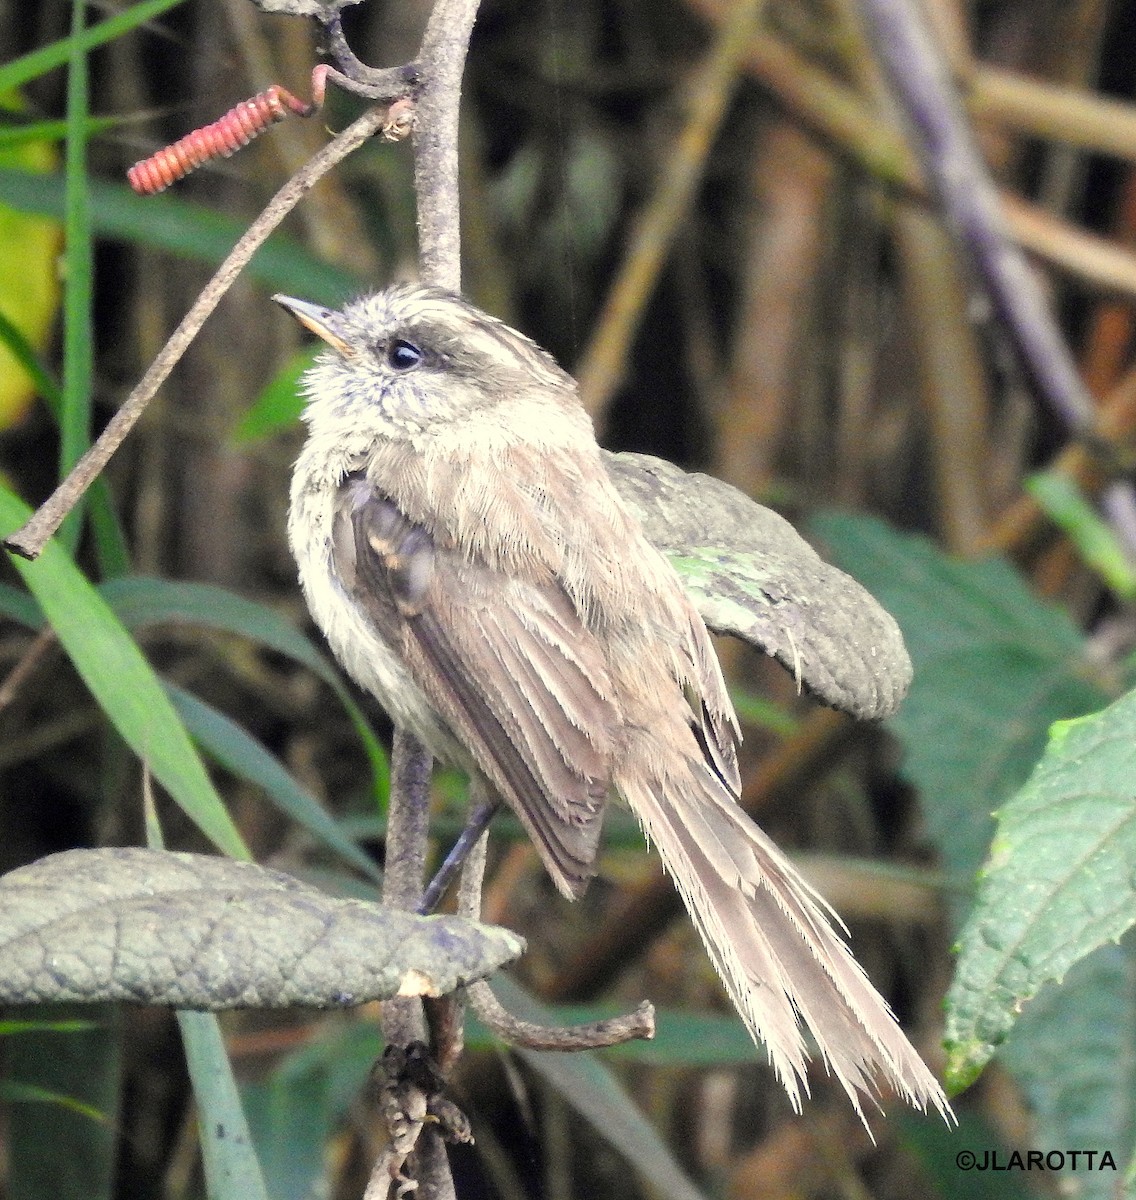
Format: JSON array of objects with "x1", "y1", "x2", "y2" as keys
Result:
[
  {"x1": 857, "y1": 0, "x2": 1098, "y2": 436},
  {"x1": 411, "y1": 0, "x2": 483, "y2": 291},
  {"x1": 468, "y1": 983, "x2": 655, "y2": 1051},
  {"x1": 3, "y1": 103, "x2": 393, "y2": 561}
]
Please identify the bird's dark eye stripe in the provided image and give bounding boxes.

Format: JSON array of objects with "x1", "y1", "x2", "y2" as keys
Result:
[{"x1": 387, "y1": 339, "x2": 423, "y2": 370}]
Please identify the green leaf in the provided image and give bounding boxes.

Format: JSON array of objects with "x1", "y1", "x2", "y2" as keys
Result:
[
  {"x1": 98, "y1": 575, "x2": 388, "y2": 801},
  {"x1": 944, "y1": 688, "x2": 1136, "y2": 1090},
  {"x1": 178, "y1": 1010, "x2": 271, "y2": 1200},
  {"x1": 1026, "y1": 471, "x2": 1136, "y2": 600},
  {"x1": 3, "y1": 1005, "x2": 121, "y2": 1200},
  {"x1": 0, "y1": 487, "x2": 249, "y2": 859},
  {"x1": 897, "y1": 1109, "x2": 1035, "y2": 1200},
  {"x1": 0, "y1": 115, "x2": 122, "y2": 148},
  {"x1": 0, "y1": 1019, "x2": 95, "y2": 1036},
  {"x1": 0, "y1": 579, "x2": 43, "y2": 627},
  {"x1": 165, "y1": 683, "x2": 382, "y2": 883},
  {"x1": 999, "y1": 944, "x2": 1136, "y2": 1197},
  {"x1": 57, "y1": 0, "x2": 94, "y2": 553},
  {"x1": 242, "y1": 1022, "x2": 391, "y2": 1200},
  {"x1": 231, "y1": 349, "x2": 313, "y2": 444},
  {"x1": 811, "y1": 512, "x2": 1109, "y2": 896},
  {"x1": 0, "y1": 0, "x2": 190, "y2": 94},
  {"x1": 0, "y1": 169, "x2": 359, "y2": 304}
]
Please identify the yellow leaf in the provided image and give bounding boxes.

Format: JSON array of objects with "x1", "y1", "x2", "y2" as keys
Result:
[{"x1": 0, "y1": 98, "x2": 63, "y2": 428}]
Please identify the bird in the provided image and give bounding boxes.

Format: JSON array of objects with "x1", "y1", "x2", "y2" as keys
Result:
[{"x1": 274, "y1": 283, "x2": 951, "y2": 1125}]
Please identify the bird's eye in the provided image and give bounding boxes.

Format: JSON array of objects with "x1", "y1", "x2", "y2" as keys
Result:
[{"x1": 387, "y1": 339, "x2": 422, "y2": 371}]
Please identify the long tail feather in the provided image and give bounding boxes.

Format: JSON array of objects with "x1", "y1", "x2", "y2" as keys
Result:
[{"x1": 620, "y1": 756, "x2": 952, "y2": 1126}]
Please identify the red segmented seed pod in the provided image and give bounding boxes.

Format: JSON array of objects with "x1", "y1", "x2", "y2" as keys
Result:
[{"x1": 127, "y1": 83, "x2": 318, "y2": 195}]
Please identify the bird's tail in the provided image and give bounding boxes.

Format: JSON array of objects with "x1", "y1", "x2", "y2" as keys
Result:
[{"x1": 619, "y1": 756, "x2": 952, "y2": 1127}]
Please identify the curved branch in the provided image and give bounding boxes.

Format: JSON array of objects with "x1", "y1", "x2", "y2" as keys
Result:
[{"x1": 468, "y1": 983, "x2": 656, "y2": 1051}]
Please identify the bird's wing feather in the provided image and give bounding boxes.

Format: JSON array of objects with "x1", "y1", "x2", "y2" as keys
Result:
[{"x1": 335, "y1": 474, "x2": 618, "y2": 896}]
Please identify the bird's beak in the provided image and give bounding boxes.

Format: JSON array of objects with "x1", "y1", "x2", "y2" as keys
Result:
[{"x1": 272, "y1": 295, "x2": 354, "y2": 357}]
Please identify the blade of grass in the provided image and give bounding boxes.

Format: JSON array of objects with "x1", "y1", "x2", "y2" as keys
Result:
[
  {"x1": 58, "y1": 0, "x2": 93, "y2": 554},
  {"x1": 0, "y1": 310, "x2": 131, "y2": 575},
  {"x1": 0, "y1": 0, "x2": 190, "y2": 94},
  {"x1": 0, "y1": 486, "x2": 249, "y2": 860},
  {"x1": 178, "y1": 1011, "x2": 272, "y2": 1200},
  {"x1": 1026, "y1": 470, "x2": 1136, "y2": 600},
  {"x1": 165, "y1": 682, "x2": 383, "y2": 884},
  {"x1": 0, "y1": 115, "x2": 121, "y2": 149},
  {"x1": 98, "y1": 576, "x2": 389, "y2": 806},
  {"x1": 145, "y1": 798, "x2": 271, "y2": 1200}
]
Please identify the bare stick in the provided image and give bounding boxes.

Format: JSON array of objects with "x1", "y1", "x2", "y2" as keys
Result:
[
  {"x1": 412, "y1": 0, "x2": 483, "y2": 292},
  {"x1": 380, "y1": 727, "x2": 434, "y2": 1047},
  {"x1": 468, "y1": 984, "x2": 655, "y2": 1051},
  {"x1": 857, "y1": 0, "x2": 1098, "y2": 436},
  {"x1": 4, "y1": 103, "x2": 394, "y2": 562},
  {"x1": 372, "y1": 8, "x2": 483, "y2": 1194}
]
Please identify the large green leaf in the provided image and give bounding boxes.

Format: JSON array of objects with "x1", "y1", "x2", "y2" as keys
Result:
[
  {"x1": 0, "y1": 847, "x2": 524, "y2": 1008},
  {"x1": 0, "y1": 487, "x2": 248, "y2": 859},
  {"x1": 811, "y1": 512, "x2": 1108, "y2": 892},
  {"x1": 4, "y1": 1005, "x2": 120, "y2": 1200},
  {"x1": 813, "y1": 512, "x2": 1129, "y2": 1182},
  {"x1": 999, "y1": 944, "x2": 1136, "y2": 1199},
  {"x1": 945, "y1": 689, "x2": 1136, "y2": 1089}
]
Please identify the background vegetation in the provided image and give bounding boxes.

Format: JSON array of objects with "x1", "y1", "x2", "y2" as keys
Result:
[{"x1": 3, "y1": 0, "x2": 1136, "y2": 1197}]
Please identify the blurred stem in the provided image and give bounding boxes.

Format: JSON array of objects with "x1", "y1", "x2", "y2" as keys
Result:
[
  {"x1": 858, "y1": 0, "x2": 1098, "y2": 436},
  {"x1": 380, "y1": 2, "x2": 484, "y2": 1196},
  {"x1": 892, "y1": 206, "x2": 991, "y2": 555},
  {"x1": 576, "y1": 0, "x2": 769, "y2": 425},
  {"x1": 685, "y1": 0, "x2": 1136, "y2": 301},
  {"x1": 59, "y1": 0, "x2": 93, "y2": 555},
  {"x1": 982, "y1": 362, "x2": 1136, "y2": 557}
]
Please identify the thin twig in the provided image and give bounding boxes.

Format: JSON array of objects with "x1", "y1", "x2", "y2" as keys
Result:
[
  {"x1": 467, "y1": 984, "x2": 655, "y2": 1051},
  {"x1": 4, "y1": 102, "x2": 398, "y2": 562},
  {"x1": 372, "y1": 5, "x2": 483, "y2": 1196},
  {"x1": 0, "y1": 628, "x2": 56, "y2": 714},
  {"x1": 381, "y1": 727, "x2": 435, "y2": 1048}
]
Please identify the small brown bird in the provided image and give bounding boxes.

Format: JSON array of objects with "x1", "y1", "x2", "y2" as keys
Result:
[{"x1": 276, "y1": 284, "x2": 950, "y2": 1124}]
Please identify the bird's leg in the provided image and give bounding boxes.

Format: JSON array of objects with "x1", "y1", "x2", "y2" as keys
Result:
[{"x1": 418, "y1": 792, "x2": 501, "y2": 914}]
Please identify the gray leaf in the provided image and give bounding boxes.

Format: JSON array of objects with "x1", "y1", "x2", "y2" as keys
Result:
[
  {"x1": 604, "y1": 452, "x2": 912, "y2": 720},
  {"x1": 0, "y1": 848, "x2": 523, "y2": 1009}
]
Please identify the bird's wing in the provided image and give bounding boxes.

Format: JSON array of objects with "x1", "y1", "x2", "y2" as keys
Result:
[{"x1": 334, "y1": 473, "x2": 619, "y2": 897}]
